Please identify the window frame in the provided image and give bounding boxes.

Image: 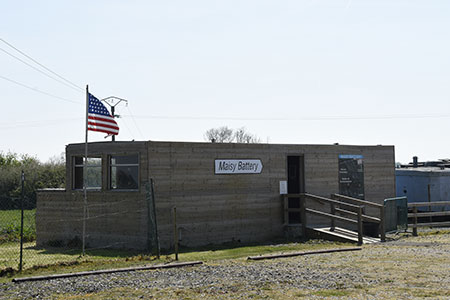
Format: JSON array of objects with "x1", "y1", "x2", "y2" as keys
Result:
[
  {"x1": 108, "y1": 154, "x2": 140, "y2": 191},
  {"x1": 72, "y1": 156, "x2": 102, "y2": 190}
]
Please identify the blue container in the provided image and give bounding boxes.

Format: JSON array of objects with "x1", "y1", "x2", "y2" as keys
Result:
[{"x1": 396, "y1": 167, "x2": 450, "y2": 212}]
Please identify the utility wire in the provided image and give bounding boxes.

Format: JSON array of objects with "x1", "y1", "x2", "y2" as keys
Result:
[
  {"x1": 0, "y1": 75, "x2": 80, "y2": 104},
  {"x1": 0, "y1": 117, "x2": 82, "y2": 130},
  {"x1": 122, "y1": 113, "x2": 450, "y2": 121},
  {"x1": 119, "y1": 116, "x2": 136, "y2": 140},
  {"x1": 0, "y1": 38, "x2": 83, "y2": 92},
  {"x1": 0, "y1": 46, "x2": 82, "y2": 93},
  {"x1": 126, "y1": 106, "x2": 145, "y2": 140}
]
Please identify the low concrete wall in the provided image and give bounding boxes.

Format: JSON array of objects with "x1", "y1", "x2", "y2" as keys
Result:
[{"x1": 36, "y1": 190, "x2": 147, "y2": 250}]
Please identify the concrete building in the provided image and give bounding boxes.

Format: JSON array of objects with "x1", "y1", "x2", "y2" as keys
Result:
[{"x1": 36, "y1": 141, "x2": 395, "y2": 250}]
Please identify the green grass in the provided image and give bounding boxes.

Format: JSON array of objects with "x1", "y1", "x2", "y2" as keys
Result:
[
  {"x1": 0, "y1": 239, "x2": 351, "y2": 282},
  {"x1": 418, "y1": 228, "x2": 450, "y2": 236},
  {"x1": 312, "y1": 289, "x2": 352, "y2": 297},
  {"x1": 0, "y1": 209, "x2": 35, "y2": 243},
  {"x1": 178, "y1": 239, "x2": 350, "y2": 262}
]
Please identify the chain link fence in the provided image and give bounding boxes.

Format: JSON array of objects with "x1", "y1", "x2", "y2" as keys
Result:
[
  {"x1": 0, "y1": 195, "x2": 36, "y2": 272},
  {"x1": 1, "y1": 179, "x2": 161, "y2": 277}
]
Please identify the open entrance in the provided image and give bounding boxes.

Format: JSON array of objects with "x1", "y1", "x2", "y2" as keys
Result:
[{"x1": 287, "y1": 155, "x2": 305, "y2": 224}]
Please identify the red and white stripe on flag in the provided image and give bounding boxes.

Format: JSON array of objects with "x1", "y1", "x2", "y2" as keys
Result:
[{"x1": 88, "y1": 93, "x2": 119, "y2": 136}]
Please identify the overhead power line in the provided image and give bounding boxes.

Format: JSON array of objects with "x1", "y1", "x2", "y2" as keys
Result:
[
  {"x1": 0, "y1": 47, "x2": 82, "y2": 93},
  {"x1": 0, "y1": 117, "x2": 82, "y2": 130},
  {"x1": 0, "y1": 75, "x2": 80, "y2": 104},
  {"x1": 122, "y1": 113, "x2": 450, "y2": 122},
  {"x1": 126, "y1": 106, "x2": 145, "y2": 140},
  {"x1": 0, "y1": 38, "x2": 83, "y2": 92}
]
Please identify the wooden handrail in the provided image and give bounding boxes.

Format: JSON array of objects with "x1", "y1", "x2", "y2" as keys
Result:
[
  {"x1": 409, "y1": 203, "x2": 450, "y2": 236},
  {"x1": 410, "y1": 221, "x2": 450, "y2": 228},
  {"x1": 408, "y1": 211, "x2": 450, "y2": 218},
  {"x1": 408, "y1": 201, "x2": 450, "y2": 207},
  {"x1": 335, "y1": 207, "x2": 381, "y2": 223},
  {"x1": 331, "y1": 194, "x2": 383, "y2": 208},
  {"x1": 305, "y1": 208, "x2": 358, "y2": 224},
  {"x1": 283, "y1": 193, "x2": 365, "y2": 245},
  {"x1": 331, "y1": 193, "x2": 386, "y2": 242},
  {"x1": 302, "y1": 193, "x2": 361, "y2": 210}
]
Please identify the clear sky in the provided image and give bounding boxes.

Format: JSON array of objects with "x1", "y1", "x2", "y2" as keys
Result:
[{"x1": 1, "y1": 0, "x2": 450, "y2": 163}]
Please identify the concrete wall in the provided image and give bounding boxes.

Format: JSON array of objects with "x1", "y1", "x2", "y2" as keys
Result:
[
  {"x1": 37, "y1": 141, "x2": 149, "y2": 249},
  {"x1": 36, "y1": 190, "x2": 147, "y2": 249},
  {"x1": 36, "y1": 141, "x2": 395, "y2": 250}
]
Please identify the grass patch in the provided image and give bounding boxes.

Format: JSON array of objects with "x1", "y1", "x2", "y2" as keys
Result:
[
  {"x1": 312, "y1": 289, "x2": 352, "y2": 297},
  {"x1": 0, "y1": 209, "x2": 35, "y2": 243},
  {"x1": 54, "y1": 285, "x2": 357, "y2": 300},
  {"x1": 178, "y1": 239, "x2": 351, "y2": 262},
  {"x1": 0, "y1": 243, "x2": 172, "y2": 282},
  {"x1": 1, "y1": 239, "x2": 352, "y2": 282},
  {"x1": 411, "y1": 289, "x2": 450, "y2": 298},
  {"x1": 418, "y1": 229, "x2": 450, "y2": 236}
]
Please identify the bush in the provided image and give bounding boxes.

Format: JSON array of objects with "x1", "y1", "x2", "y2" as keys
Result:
[
  {"x1": 0, "y1": 209, "x2": 36, "y2": 243},
  {"x1": 0, "y1": 152, "x2": 65, "y2": 209}
]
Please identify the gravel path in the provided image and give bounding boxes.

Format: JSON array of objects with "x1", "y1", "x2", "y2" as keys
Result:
[
  {"x1": 2, "y1": 259, "x2": 372, "y2": 299},
  {"x1": 1, "y1": 232, "x2": 449, "y2": 299}
]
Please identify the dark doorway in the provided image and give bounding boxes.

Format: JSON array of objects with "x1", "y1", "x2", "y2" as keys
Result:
[{"x1": 287, "y1": 156, "x2": 305, "y2": 224}]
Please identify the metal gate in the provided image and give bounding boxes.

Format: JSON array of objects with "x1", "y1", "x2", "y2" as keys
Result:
[{"x1": 384, "y1": 197, "x2": 408, "y2": 232}]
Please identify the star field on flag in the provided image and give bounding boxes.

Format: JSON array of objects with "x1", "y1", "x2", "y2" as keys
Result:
[{"x1": 88, "y1": 93, "x2": 119, "y2": 136}]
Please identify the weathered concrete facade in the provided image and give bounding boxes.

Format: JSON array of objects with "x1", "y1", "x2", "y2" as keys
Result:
[{"x1": 37, "y1": 141, "x2": 395, "y2": 250}]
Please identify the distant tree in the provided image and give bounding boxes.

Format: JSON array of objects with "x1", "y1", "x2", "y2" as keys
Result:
[
  {"x1": 0, "y1": 152, "x2": 65, "y2": 209},
  {"x1": 204, "y1": 127, "x2": 261, "y2": 143},
  {"x1": 234, "y1": 127, "x2": 261, "y2": 143},
  {"x1": 204, "y1": 126, "x2": 234, "y2": 143}
]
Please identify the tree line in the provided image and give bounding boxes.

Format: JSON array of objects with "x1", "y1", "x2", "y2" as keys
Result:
[
  {"x1": 0, "y1": 152, "x2": 65, "y2": 209},
  {"x1": 204, "y1": 127, "x2": 261, "y2": 143}
]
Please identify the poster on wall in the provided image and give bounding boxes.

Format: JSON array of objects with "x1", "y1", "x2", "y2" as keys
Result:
[{"x1": 338, "y1": 154, "x2": 364, "y2": 200}]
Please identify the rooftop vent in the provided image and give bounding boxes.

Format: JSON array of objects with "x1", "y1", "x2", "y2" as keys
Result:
[{"x1": 413, "y1": 156, "x2": 418, "y2": 168}]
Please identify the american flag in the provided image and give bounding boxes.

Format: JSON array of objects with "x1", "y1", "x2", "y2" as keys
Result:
[{"x1": 88, "y1": 93, "x2": 119, "y2": 136}]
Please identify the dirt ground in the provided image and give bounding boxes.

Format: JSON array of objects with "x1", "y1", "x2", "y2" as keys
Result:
[{"x1": 2, "y1": 230, "x2": 450, "y2": 299}]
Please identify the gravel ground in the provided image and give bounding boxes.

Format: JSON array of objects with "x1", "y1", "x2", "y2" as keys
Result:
[{"x1": 1, "y1": 231, "x2": 450, "y2": 299}]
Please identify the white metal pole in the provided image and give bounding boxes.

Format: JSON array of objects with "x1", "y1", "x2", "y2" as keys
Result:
[{"x1": 83, "y1": 85, "x2": 89, "y2": 255}]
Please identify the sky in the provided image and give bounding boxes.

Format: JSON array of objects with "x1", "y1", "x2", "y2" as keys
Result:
[{"x1": 1, "y1": 0, "x2": 450, "y2": 164}]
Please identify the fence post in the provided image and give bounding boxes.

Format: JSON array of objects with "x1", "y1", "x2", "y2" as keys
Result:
[
  {"x1": 413, "y1": 206, "x2": 418, "y2": 236},
  {"x1": 330, "y1": 203, "x2": 335, "y2": 232},
  {"x1": 173, "y1": 207, "x2": 178, "y2": 261},
  {"x1": 283, "y1": 195, "x2": 288, "y2": 225},
  {"x1": 145, "y1": 179, "x2": 160, "y2": 259},
  {"x1": 380, "y1": 204, "x2": 386, "y2": 242},
  {"x1": 19, "y1": 170, "x2": 25, "y2": 272},
  {"x1": 300, "y1": 194, "x2": 307, "y2": 239},
  {"x1": 150, "y1": 179, "x2": 160, "y2": 259},
  {"x1": 357, "y1": 206, "x2": 363, "y2": 246},
  {"x1": 145, "y1": 182, "x2": 153, "y2": 253}
]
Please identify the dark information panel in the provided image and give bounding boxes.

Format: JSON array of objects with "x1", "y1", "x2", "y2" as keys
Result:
[{"x1": 338, "y1": 154, "x2": 364, "y2": 200}]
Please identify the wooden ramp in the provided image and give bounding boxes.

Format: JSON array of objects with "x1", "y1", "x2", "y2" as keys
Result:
[{"x1": 307, "y1": 226, "x2": 381, "y2": 244}]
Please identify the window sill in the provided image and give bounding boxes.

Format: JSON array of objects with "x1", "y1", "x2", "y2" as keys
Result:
[{"x1": 109, "y1": 189, "x2": 140, "y2": 192}]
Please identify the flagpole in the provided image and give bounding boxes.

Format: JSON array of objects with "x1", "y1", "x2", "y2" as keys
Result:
[{"x1": 83, "y1": 85, "x2": 89, "y2": 256}]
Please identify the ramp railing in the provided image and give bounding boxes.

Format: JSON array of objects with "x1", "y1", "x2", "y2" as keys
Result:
[
  {"x1": 283, "y1": 193, "x2": 365, "y2": 245},
  {"x1": 331, "y1": 194, "x2": 386, "y2": 242}
]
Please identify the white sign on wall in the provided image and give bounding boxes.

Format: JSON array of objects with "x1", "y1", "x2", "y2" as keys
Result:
[
  {"x1": 215, "y1": 159, "x2": 263, "y2": 174},
  {"x1": 279, "y1": 181, "x2": 287, "y2": 195}
]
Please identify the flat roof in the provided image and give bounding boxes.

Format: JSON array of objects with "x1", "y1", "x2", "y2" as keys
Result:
[{"x1": 396, "y1": 167, "x2": 450, "y2": 175}]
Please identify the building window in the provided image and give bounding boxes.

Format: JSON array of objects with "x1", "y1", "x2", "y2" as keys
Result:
[
  {"x1": 73, "y1": 157, "x2": 102, "y2": 189},
  {"x1": 110, "y1": 155, "x2": 139, "y2": 190}
]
